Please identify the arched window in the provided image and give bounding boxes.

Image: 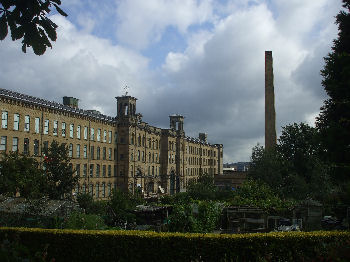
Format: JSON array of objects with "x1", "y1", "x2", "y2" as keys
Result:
[
  {"x1": 138, "y1": 135, "x2": 141, "y2": 146},
  {"x1": 137, "y1": 150, "x2": 140, "y2": 161},
  {"x1": 148, "y1": 152, "x2": 151, "y2": 162}
]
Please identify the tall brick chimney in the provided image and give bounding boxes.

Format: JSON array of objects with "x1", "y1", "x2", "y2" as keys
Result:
[{"x1": 265, "y1": 51, "x2": 276, "y2": 150}]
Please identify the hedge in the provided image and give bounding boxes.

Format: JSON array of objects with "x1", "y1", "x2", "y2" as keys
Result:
[{"x1": 0, "y1": 227, "x2": 349, "y2": 261}]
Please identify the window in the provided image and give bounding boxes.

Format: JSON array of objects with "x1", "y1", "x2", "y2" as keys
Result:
[
  {"x1": 114, "y1": 132, "x2": 118, "y2": 144},
  {"x1": 131, "y1": 134, "x2": 134, "y2": 145},
  {"x1": 142, "y1": 136, "x2": 145, "y2": 147},
  {"x1": 96, "y1": 164, "x2": 100, "y2": 177},
  {"x1": 108, "y1": 165, "x2": 111, "y2": 177},
  {"x1": 76, "y1": 144, "x2": 80, "y2": 158},
  {"x1": 69, "y1": 144, "x2": 73, "y2": 157},
  {"x1": 90, "y1": 146, "x2": 94, "y2": 159},
  {"x1": 89, "y1": 184, "x2": 93, "y2": 196},
  {"x1": 35, "y1": 117, "x2": 40, "y2": 133},
  {"x1": 0, "y1": 136, "x2": 6, "y2": 151},
  {"x1": 1, "y1": 111, "x2": 8, "y2": 128},
  {"x1": 77, "y1": 125, "x2": 81, "y2": 139},
  {"x1": 103, "y1": 130, "x2": 107, "y2": 142},
  {"x1": 43, "y1": 120, "x2": 49, "y2": 134},
  {"x1": 102, "y1": 165, "x2": 106, "y2": 177},
  {"x1": 24, "y1": 115, "x2": 30, "y2": 132},
  {"x1": 142, "y1": 151, "x2": 144, "y2": 162},
  {"x1": 83, "y1": 145, "x2": 87, "y2": 158},
  {"x1": 83, "y1": 164, "x2": 87, "y2": 177},
  {"x1": 137, "y1": 150, "x2": 140, "y2": 161},
  {"x1": 108, "y1": 131, "x2": 112, "y2": 143},
  {"x1": 13, "y1": 114, "x2": 19, "y2": 130},
  {"x1": 131, "y1": 152, "x2": 134, "y2": 161},
  {"x1": 108, "y1": 183, "x2": 111, "y2": 197},
  {"x1": 84, "y1": 126, "x2": 88, "y2": 140},
  {"x1": 138, "y1": 135, "x2": 141, "y2": 146},
  {"x1": 148, "y1": 139, "x2": 151, "y2": 148},
  {"x1": 103, "y1": 147, "x2": 106, "y2": 160},
  {"x1": 108, "y1": 148, "x2": 112, "y2": 160},
  {"x1": 90, "y1": 128, "x2": 94, "y2": 140},
  {"x1": 97, "y1": 147, "x2": 100, "y2": 159},
  {"x1": 23, "y1": 138, "x2": 29, "y2": 155},
  {"x1": 155, "y1": 153, "x2": 158, "y2": 163},
  {"x1": 43, "y1": 141, "x2": 48, "y2": 153},
  {"x1": 76, "y1": 164, "x2": 80, "y2": 177},
  {"x1": 152, "y1": 166, "x2": 154, "y2": 176},
  {"x1": 62, "y1": 122, "x2": 66, "y2": 137},
  {"x1": 70, "y1": 124, "x2": 74, "y2": 138},
  {"x1": 96, "y1": 183, "x2": 100, "y2": 198},
  {"x1": 51, "y1": 120, "x2": 57, "y2": 136},
  {"x1": 82, "y1": 184, "x2": 86, "y2": 194},
  {"x1": 75, "y1": 184, "x2": 80, "y2": 194},
  {"x1": 89, "y1": 164, "x2": 94, "y2": 177},
  {"x1": 12, "y1": 137, "x2": 18, "y2": 152},
  {"x1": 114, "y1": 165, "x2": 117, "y2": 177},
  {"x1": 97, "y1": 129, "x2": 101, "y2": 142},
  {"x1": 102, "y1": 183, "x2": 106, "y2": 198}
]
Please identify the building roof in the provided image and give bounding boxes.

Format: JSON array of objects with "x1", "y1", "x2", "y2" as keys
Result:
[{"x1": 0, "y1": 88, "x2": 115, "y2": 123}]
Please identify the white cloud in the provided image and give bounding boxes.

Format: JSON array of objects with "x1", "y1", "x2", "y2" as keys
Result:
[
  {"x1": 115, "y1": 0, "x2": 214, "y2": 49},
  {"x1": 0, "y1": 0, "x2": 343, "y2": 163}
]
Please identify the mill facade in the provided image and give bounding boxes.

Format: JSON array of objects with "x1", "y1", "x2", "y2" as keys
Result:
[{"x1": 0, "y1": 88, "x2": 223, "y2": 199}]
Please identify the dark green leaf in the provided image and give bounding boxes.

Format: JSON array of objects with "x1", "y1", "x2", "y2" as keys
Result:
[
  {"x1": 22, "y1": 43, "x2": 26, "y2": 53},
  {"x1": 50, "y1": 0, "x2": 62, "y2": 5},
  {"x1": 0, "y1": 14, "x2": 8, "y2": 40},
  {"x1": 39, "y1": 17, "x2": 56, "y2": 41},
  {"x1": 53, "y1": 4, "x2": 68, "y2": 17}
]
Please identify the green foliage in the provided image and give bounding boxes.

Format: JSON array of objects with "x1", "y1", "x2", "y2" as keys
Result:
[
  {"x1": 0, "y1": 0, "x2": 67, "y2": 55},
  {"x1": 187, "y1": 173, "x2": 217, "y2": 200},
  {"x1": 0, "y1": 152, "x2": 46, "y2": 198},
  {"x1": 43, "y1": 141, "x2": 78, "y2": 200},
  {"x1": 249, "y1": 123, "x2": 331, "y2": 202},
  {"x1": 1, "y1": 227, "x2": 350, "y2": 262},
  {"x1": 107, "y1": 189, "x2": 143, "y2": 227},
  {"x1": 62, "y1": 212, "x2": 107, "y2": 230},
  {"x1": 229, "y1": 180, "x2": 296, "y2": 212},
  {"x1": 316, "y1": 0, "x2": 350, "y2": 203},
  {"x1": 168, "y1": 200, "x2": 222, "y2": 233},
  {"x1": 76, "y1": 193, "x2": 107, "y2": 216}
]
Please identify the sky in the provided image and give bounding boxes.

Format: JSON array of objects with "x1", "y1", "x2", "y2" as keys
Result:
[{"x1": 0, "y1": 0, "x2": 343, "y2": 163}]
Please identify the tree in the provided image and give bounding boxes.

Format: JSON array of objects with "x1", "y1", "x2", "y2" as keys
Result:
[
  {"x1": 316, "y1": 0, "x2": 350, "y2": 189},
  {"x1": 0, "y1": 0, "x2": 67, "y2": 55},
  {"x1": 249, "y1": 123, "x2": 331, "y2": 202},
  {"x1": 0, "y1": 152, "x2": 46, "y2": 198},
  {"x1": 43, "y1": 140, "x2": 78, "y2": 199},
  {"x1": 187, "y1": 173, "x2": 217, "y2": 200}
]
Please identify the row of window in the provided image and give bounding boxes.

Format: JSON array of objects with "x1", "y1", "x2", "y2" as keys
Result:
[
  {"x1": 130, "y1": 165, "x2": 160, "y2": 177},
  {"x1": 1, "y1": 111, "x2": 113, "y2": 143},
  {"x1": 186, "y1": 145, "x2": 217, "y2": 157},
  {"x1": 76, "y1": 163, "x2": 116, "y2": 178},
  {"x1": 0, "y1": 136, "x2": 38, "y2": 155},
  {"x1": 130, "y1": 134, "x2": 160, "y2": 150},
  {"x1": 130, "y1": 150, "x2": 159, "y2": 163},
  {"x1": 0, "y1": 136, "x2": 114, "y2": 162},
  {"x1": 76, "y1": 182, "x2": 116, "y2": 198}
]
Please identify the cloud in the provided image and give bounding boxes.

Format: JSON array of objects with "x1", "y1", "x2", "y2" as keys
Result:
[
  {"x1": 0, "y1": 15, "x2": 151, "y2": 117},
  {"x1": 0, "y1": 0, "x2": 343, "y2": 163},
  {"x1": 115, "y1": 0, "x2": 214, "y2": 49}
]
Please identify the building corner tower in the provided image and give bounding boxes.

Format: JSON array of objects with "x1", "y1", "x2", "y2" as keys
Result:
[{"x1": 265, "y1": 51, "x2": 277, "y2": 150}]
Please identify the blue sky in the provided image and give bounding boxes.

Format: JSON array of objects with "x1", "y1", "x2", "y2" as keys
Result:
[{"x1": 0, "y1": 0, "x2": 343, "y2": 162}]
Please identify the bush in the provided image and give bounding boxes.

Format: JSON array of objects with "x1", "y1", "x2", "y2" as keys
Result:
[
  {"x1": 62, "y1": 212, "x2": 107, "y2": 230},
  {"x1": 0, "y1": 228, "x2": 349, "y2": 262}
]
